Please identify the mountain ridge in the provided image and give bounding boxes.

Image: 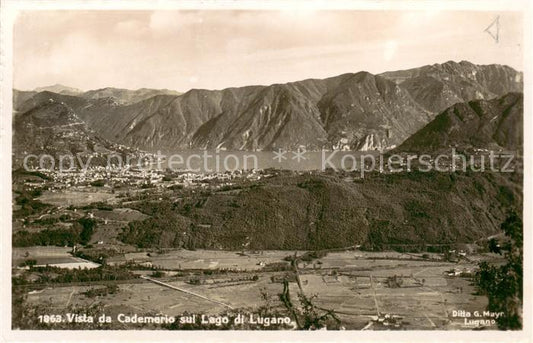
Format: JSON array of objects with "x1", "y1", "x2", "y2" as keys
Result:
[
  {"x1": 14, "y1": 61, "x2": 523, "y2": 153},
  {"x1": 395, "y1": 92, "x2": 523, "y2": 153}
]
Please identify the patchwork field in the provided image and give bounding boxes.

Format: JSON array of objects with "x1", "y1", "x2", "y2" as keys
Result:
[
  {"x1": 18, "y1": 250, "x2": 493, "y2": 330},
  {"x1": 147, "y1": 250, "x2": 304, "y2": 271},
  {"x1": 37, "y1": 189, "x2": 117, "y2": 207},
  {"x1": 13, "y1": 246, "x2": 100, "y2": 269}
]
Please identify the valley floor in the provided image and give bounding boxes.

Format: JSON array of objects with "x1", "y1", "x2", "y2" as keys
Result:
[{"x1": 12, "y1": 249, "x2": 502, "y2": 330}]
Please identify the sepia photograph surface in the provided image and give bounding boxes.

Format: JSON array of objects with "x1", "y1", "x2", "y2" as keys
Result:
[{"x1": 1, "y1": 0, "x2": 531, "y2": 339}]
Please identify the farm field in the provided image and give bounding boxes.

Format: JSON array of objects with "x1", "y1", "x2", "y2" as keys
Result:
[
  {"x1": 147, "y1": 250, "x2": 305, "y2": 271},
  {"x1": 89, "y1": 208, "x2": 150, "y2": 246},
  {"x1": 37, "y1": 189, "x2": 117, "y2": 207},
  {"x1": 13, "y1": 246, "x2": 100, "y2": 269},
  {"x1": 18, "y1": 250, "x2": 494, "y2": 330}
]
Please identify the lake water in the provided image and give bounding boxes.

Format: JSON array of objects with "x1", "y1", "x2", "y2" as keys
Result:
[{"x1": 154, "y1": 150, "x2": 381, "y2": 172}]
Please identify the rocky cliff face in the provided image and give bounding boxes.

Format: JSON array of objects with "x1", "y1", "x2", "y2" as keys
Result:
[
  {"x1": 15, "y1": 61, "x2": 522, "y2": 152},
  {"x1": 317, "y1": 71, "x2": 432, "y2": 150}
]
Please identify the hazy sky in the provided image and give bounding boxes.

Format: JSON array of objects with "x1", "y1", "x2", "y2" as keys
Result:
[{"x1": 14, "y1": 10, "x2": 523, "y2": 92}]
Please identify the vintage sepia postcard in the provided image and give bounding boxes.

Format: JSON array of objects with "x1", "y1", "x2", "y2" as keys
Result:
[{"x1": 0, "y1": 0, "x2": 531, "y2": 342}]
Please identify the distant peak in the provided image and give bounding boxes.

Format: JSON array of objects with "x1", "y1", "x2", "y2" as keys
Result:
[
  {"x1": 344, "y1": 70, "x2": 381, "y2": 84},
  {"x1": 34, "y1": 84, "x2": 83, "y2": 94}
]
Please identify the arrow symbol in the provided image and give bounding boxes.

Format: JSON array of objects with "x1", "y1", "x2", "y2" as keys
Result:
[{"x1": 484, "y1": 15, "x2": 500, "y2": 43}]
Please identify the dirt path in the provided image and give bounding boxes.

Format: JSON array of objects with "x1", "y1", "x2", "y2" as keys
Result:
[{"x1": 140, "y1": 275, "x2": 234, "y2": 309}]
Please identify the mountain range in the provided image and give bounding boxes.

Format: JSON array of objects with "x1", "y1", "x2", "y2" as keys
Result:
[{"x1": 13, "y1": 60, "x2": 523, "y2": 155}]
